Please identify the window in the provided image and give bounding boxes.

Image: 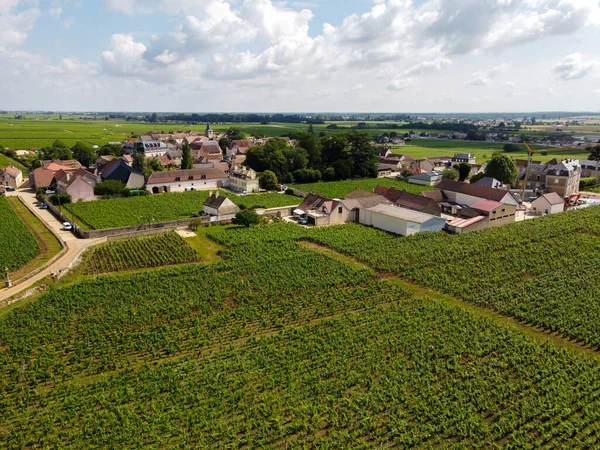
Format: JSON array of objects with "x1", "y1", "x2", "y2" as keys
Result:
[
  {"x1": 554, "y1": 178, "x2": 559, "y2": 185},
  {"x1": 175, "y1": 176, "x2": 181, "y2": 181},
  {"x1": 501, "y1": 208, "x2": 505, "y2": 213},
  {"x1": 338, "y1": 206, "x2": 343, "y2": 214},
  {"x1": 188, "y1": 176, "x2": 194, "y2": 180}
]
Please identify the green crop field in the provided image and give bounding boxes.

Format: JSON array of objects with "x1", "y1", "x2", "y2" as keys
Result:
[
  {"x1": 396, "y1": 139, "x2": 592, "y2": 164},
  {"x1": 291, "y1": 178, "x2": 432, "y2": 198},
  {"x1": 0, "y1": 197, "x2": 41, "y2": 271},
  {"x1": 3, "y1": 217, "x2": 600, "y2": 447},
  {"x1": 306, "y1": 206, "x2": 600, "y2": 348},
  {"x1": 82, "y1": 232, "x2": 199, "y2": 275},
  {"x1": 64, "y1": 190, "x2": 300, "y2": 230}
]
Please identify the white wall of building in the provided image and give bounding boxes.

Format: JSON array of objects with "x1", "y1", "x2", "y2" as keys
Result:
[{"x1": 147, "y1": 178, "x2": 225, "y2": 193}]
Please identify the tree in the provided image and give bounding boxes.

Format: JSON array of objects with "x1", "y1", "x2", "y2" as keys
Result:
[
  {"x1": 71, "y1": 141, "x2": 97, "y2": 168},
  {"x1": 457, "y1": 162, "x2": 472, "y2": 182},
  {"x1": 50, "y1": 193, "x2": 72, "y2": 206},
  {"x1": 259, "y1": 170, "x2": 278, "y2": 191},
  {"x1": 589, "y1": 145, "x2": 600, "y2": 161},
  {"x1": 233, "y1": 209, "x2": 262, "y2": 227},
  {"x1": 99, "y1": 143, "x2": 124, "y2": 156},
  {"x1": 308, "y1": 124, "x2": 314, "y2": 134},
  {"x1": 150, "y1": 113, "x2": 158, "y2": 123},
  {"x1": 485, "y1": 154, "x2": 518, "y2": 185},
  {"x1": 442, "y1": 168, "x2": 459, "y2": 180},
  {"x1": 293, "y1": 168, "x2": 321, "y2": 183},
  {"x1": 148, "y1": 158, "x2": 164, "y2": 172},
  {"x1": 320, "y1": 134, "x2": 349, "y2": 167},
  {"x1": 348, "y1": 131, "x2": 378, "y2": 178},
  {"x1": 181, "y1": 142, "x2": 193, "y2": 170},
  {"x1": 94, "y1": 180, "x2": 126, "y2": 196},
  {"x1": 218, "y1": 137, "x2": 230, "y2": 152},
  {"x1": 297, "y1": 132, "x2": 321, "y2": 168},
  {"x1": 226, "y1": 128, "x2": 245, "y2": 141},
  {"x1": 333, "y1": 159, "x2": 354, "y2": 180},
  {"x1": 132, "y1": 151, "x2": 146, "y2": 173},
  {"x1": 503, "y1": 143, "x2": 521, "y2": 153}
]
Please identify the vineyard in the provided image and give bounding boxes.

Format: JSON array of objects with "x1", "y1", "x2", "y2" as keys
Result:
[
  {"x1": 304, "y1": 206, "x2": 600, "y2": 349},
  {"x1": 2, "y1": 221, "x2": 600, "y2": 447},
  {"x1": 291, "y1": 177, "x2": 433, "y2": 198},
  {"x1": 64, "y1": 189, "x2": 300, "y2": 229},
  {"x1": 0, "y1": 197, "x2": 40, "y2": 271},
  {"x1": 82, "y1": 232, "x2": 200, "y2": 274}
]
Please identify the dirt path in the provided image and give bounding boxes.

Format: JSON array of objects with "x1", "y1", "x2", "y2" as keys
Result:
[{"x1": 301, "y1": 241, "x2": 600, "y2": 360}]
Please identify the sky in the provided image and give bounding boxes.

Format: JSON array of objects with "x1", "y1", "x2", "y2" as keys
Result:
[{"x1": 1, "y1": 0, "x2": 600, "y2": 113}]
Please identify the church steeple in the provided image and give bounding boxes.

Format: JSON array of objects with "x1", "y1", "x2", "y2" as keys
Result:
[{"x1": 205, "y1": 121, "x2": 214, "y2": 139}]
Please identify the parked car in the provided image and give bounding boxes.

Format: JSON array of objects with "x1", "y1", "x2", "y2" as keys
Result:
[
  {"x1": 39, "y1": 203, "x2": 48, "y2": 209},
  {"x1": 298, "y1": 217, "x2": 308, "y2": 225},
  {"x1": 6, "y1": 187, "x2": 16, "y2": 192},
  {"x1": 45, "y1": 190, "x2": 56, "y2": 195},
  {"x1": 62, "y1": 222, "x2": 73, "y2": 231}
]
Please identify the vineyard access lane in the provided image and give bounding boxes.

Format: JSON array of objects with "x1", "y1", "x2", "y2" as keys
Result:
[{"x1": 0, "y1": 188, "x2": 104, "y2": 304}]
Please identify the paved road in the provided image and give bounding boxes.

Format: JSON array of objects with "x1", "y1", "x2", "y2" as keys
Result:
[{"x1": 0, "y1": 188, "x2": 103, "y2": 304}]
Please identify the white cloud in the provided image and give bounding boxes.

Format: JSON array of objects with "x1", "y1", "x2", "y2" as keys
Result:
[
  {"x1": 402, "y1": 57, "x2": 452, "y2": 77},
  {"x1": 0, "y1": 1, "x2": 41, "y2": 47},
  {"x1": 553, "y1": 52, "x2": 598, "y2": 80},
  {"x1": 101, "y1": 34, "x2": 148, "y2": 77},
  {"x1": 387, "y1": 77, "x2": 416, "y2": 91},
  {"x1": 48, "y1": 6, "x2": 62, "y2": 18},
  {"x1": 466, "y1": 63, "x2": 510, "y2": 86},
  {"x1": 4, "y1": 0, "x2": 600, "y2": 111},
  {"x1": 62, "y1": 16, "x2": 73, "y2": 30}
]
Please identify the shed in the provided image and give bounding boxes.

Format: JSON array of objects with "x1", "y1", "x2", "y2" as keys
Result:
[
  {"x1": 531, "y1": 192, "x2": 564, "y2": 215},
  {"x1": 359, "y1": 204, "x2": 447, "y2": 236},
  {"x1": 203, "y1": 192, "x2": 240, "y2": 217}
]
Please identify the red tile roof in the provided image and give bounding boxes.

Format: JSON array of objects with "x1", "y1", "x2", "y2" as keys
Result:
[
  {"x1": 436, "y1": 179, "x2": 516, "y2": 203},
  {"x1": 539, "y1": 192, "x2": 564, "y2": 205},
  {"x1": 447, "y1": 216, "x2": 487, "y2": 228}
]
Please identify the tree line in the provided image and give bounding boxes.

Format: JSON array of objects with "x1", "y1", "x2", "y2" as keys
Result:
[{"x1": 245, "y1": 131, "x2": 379, "y2": 185}]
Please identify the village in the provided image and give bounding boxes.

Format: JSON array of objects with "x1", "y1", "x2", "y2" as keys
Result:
[{"x1": 1, "y1": 119, "x2": 599, "y2": 239}]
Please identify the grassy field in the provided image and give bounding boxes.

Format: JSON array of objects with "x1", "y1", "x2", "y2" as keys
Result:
[
  {"x1": 64, "y1": 190, "x2": 301, "y2": 230},
  {"x1": 3, "y1": 217, "x2": 600, "y2": 446},
  {"x1": 0, "y1": 116, "x2": 469, "y2": 149},
  {"x1": 397, "y1": 139, "x2": 592, "y2": 164},
  {"x1": 291, "y1": 177, "x2": 432, "y2": 198}
]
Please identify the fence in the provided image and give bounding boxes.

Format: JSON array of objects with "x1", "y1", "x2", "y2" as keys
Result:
[{"x1": 256, "y1": 205, "x2": 300, "y2": 218}]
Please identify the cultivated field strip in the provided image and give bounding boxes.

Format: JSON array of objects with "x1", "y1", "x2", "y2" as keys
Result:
[
  {"x1": 82, "y1": 232, "x2": 200, "y2": 274},
  {"x1": 3, "y1": 211, "x2": 600, "y2": 447},
  {"x1": 65, "y1": 190, "x2": 299, "y2": 230},
  {"x1": 301, "y1": 207, "x2": 600, "y2": 349},
  {"x1": 0, "y1": 197, "x2": 40, "y2": 271}
]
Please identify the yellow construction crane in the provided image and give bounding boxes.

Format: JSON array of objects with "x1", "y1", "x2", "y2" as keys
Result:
[{"x1": 518, "y1": 141, "x2": 596, "y2": 200}]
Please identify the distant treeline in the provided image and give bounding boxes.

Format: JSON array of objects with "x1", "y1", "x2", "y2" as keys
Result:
[
  {"x1": 101, "y1": 112, "x2": 414, "y2": 124},
  {"x1": 327, "y1": 121, "x2": 479, "y2": 133}
]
